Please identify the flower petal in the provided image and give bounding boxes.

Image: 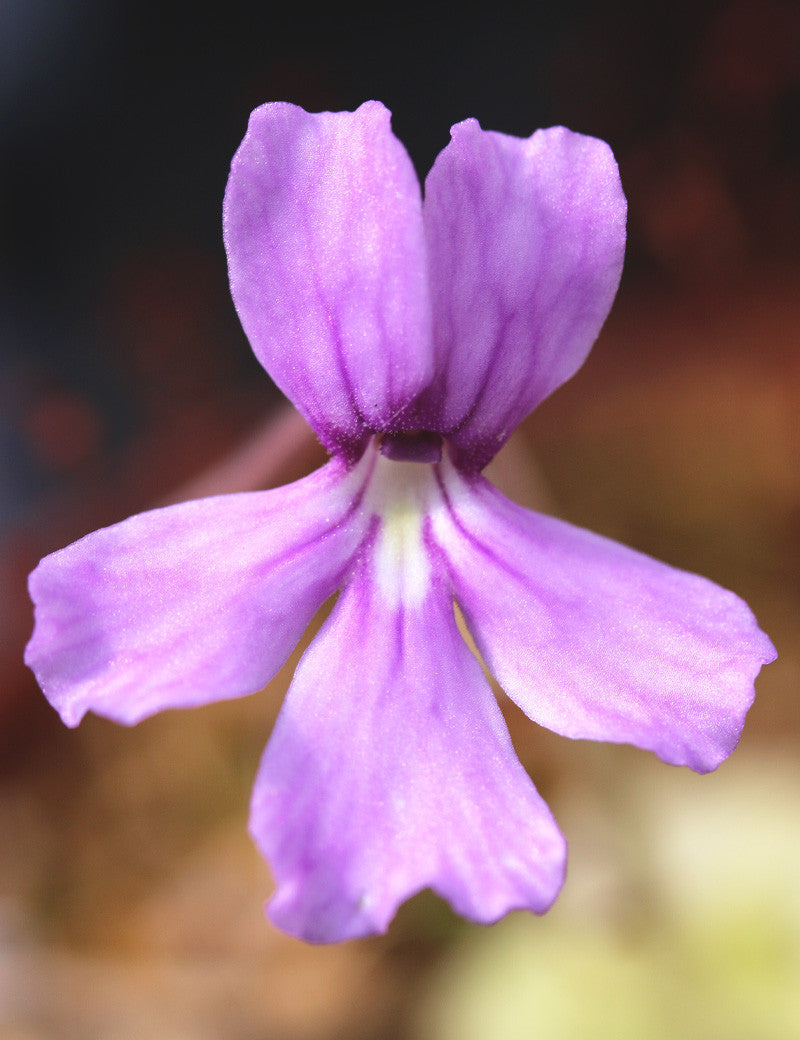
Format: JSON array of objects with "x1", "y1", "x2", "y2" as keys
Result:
[
  {"x1": 432, "y1": 466, "x2": 776, "y2": 773},
  {"x1": 419, "y1": 121, "x2": 626, "y2": 471},
  {"x1": 250, "y1": 552, "x2": 566, "y2": 943},
  {"x1": 223, "y1": 101, "x2": 433, "y2": 459},
  {"x1": 25, "y1": 456, "x2": 373, "y2": 727}
]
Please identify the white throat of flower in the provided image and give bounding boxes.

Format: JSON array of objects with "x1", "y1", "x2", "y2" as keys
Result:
[{"x1": 363, "y1": 450, "x2": 445, "y2": 609}]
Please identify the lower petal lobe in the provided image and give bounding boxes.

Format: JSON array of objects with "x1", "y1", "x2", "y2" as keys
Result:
[
  {"x1": 432, "y1": 470, "x2": 776, "y2": 773},
  {"x1": 250, "y1": 549, "x2": 565, "y2": 943},
  {"x1": 25, "y1": 457, "x2": 371, "y2": 727}
]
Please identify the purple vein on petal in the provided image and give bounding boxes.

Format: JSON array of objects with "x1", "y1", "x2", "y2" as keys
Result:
[
  {"x1": 25, "y1": 453, "x2": 377, "y2": 728},
  {"x1": 250, "y1": 535, "x2": 566, "y2": 943},
  {"x1": 430, "y1": 460, "x2": 774, "y2": 773}
]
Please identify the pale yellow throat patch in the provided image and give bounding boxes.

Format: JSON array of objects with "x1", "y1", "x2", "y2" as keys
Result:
[{"x1": 363, "y1": 453, "x2": 444, "y2": 609}]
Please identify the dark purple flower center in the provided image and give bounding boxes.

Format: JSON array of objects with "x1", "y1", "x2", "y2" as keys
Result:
[{"x1": 379, "y1": 430, "x2": 443, "y2": 464}]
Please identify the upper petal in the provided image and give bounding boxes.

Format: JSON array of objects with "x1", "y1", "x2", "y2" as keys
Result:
[
  {"x1": 418, "y1": 121, "x2": 626, "y2": 471},
  {"x1": 431, "y1": 466, "x2": 776, "y2": 773},
  {"x1": 250, "y1": 538, "x2": 565, "y2": 943},
  {"x1": 25, "y1": 456, "x2": 373, "y2": 727},
  {"x1": 223, "y1": 101, "x2": 434, "y2": 458}
]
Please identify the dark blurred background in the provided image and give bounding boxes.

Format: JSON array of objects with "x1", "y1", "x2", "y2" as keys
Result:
[{"x1": 1, "y1": 1, "x2": 799, "y2": 1037}]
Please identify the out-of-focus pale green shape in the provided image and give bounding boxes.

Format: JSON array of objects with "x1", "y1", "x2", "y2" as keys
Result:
[
  {"x1": 648, "y1": 750, "x2": 800, "y2": 927},
  {"x1": 416, "y1": 751, "x2": 800, "y2": 1040},
  {"x1": 420, "y1": 917, "x2": 672, "y2": 1040}
]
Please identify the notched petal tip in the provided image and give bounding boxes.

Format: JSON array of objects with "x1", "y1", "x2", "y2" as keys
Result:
[
  {"x1": 242, "y1": 98, "x2": 391, "y2": 135},
  {"x1": 25, "y1": 584, "x2": 86, "y2": 730},
  {"x1": 249, "y1": 549, "x2": 567, "y2": 944}
]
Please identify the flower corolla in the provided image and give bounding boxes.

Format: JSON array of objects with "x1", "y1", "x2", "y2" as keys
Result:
[{"x1": 25, "y1": 101, "x2": 776, "y2": 943}]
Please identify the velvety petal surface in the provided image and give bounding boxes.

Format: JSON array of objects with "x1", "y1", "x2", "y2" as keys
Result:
[
  {"x1": 418, "y1": 121, "x2": 626, "y2": 471},
  {"x1": 223, "y1": 101, "x2": 433, "y2": 459},
  {"x1": 431, "y1": 465, "x2": 776, "y2": 772},
  {"x1": 250, "y1": 549, "x2": 566, "y2": 943},
  {"x1": 25, "y1": 456, "x2": 373, "y2": 727}
]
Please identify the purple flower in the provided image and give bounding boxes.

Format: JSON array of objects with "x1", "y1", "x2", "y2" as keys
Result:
[{"x1": 25, "y1": 101, "x2": 775, "y2": 943}]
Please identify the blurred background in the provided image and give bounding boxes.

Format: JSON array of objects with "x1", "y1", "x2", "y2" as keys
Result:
[{"x1": 1, "y1": 0, "x2": 799, "y2": 1036}]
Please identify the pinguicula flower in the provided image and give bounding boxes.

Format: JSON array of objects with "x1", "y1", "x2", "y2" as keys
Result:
[{"x1": 25, "y1": 101, "x2": 775, "y2": 943}]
